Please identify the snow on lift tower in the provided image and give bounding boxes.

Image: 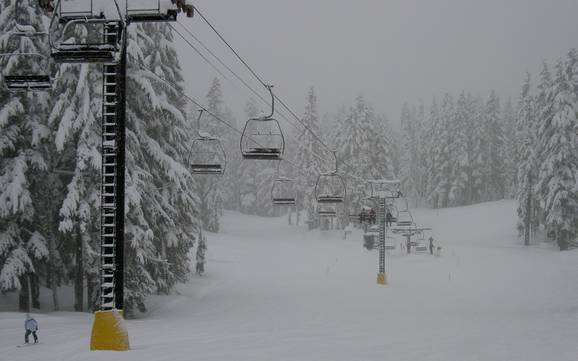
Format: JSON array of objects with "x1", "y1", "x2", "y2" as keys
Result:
[
  {"x1": 0, "y1": 25, "x2": 52, "y2": 91},
  {"x1": 188, "y1": 110, "x2": 227, "y2": 175},
  {"x1": 240, "y1": 85, "x2": 285, "y2": 160},
  {"x1": 368, "y1": 179, "x2": 402, "y2": 199},
  {"x1": 48, "y1": 0, "x2": 126, "y2": 63},
  {"x1": 315, "y1": 150, "x2": 346, "y2": 204},
  {"x1": 126, "y1": 0, "x2": 194, "y2": 22},
  {"x1": 37, "y1": 0, "x2": 194, "y2": 18}
]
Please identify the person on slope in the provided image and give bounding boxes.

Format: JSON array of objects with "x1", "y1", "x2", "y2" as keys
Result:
[
  {"x1": 369, "y1": 208, "x2": 376, "y2": 224},
  {"x1": 24, "y1": 314, "x2": 38, "y2": 344},
  {"x1": 429, "y1": 236, "x2": 435, "y2": 255},
  {"x1": 385, "y1": 209, "x2": 394, "y2": 228}
]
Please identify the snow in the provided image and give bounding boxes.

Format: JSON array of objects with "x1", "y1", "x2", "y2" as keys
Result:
[{"x1": 2, "y1": 200, "x2": 578, "y2": 360}]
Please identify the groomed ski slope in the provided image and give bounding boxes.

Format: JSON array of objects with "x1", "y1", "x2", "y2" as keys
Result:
[{"x1": 2, "y1": 200, "x2": 578, "y2": 361}]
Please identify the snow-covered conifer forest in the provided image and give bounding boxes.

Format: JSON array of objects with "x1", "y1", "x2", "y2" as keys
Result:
[{"x1": 1, "y1": 1, "x2": 578, "y2": 360}]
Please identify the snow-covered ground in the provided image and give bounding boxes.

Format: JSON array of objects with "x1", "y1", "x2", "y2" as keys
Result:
[{"x1": 2, "y1": 200, "x2": 578, "y2": 361}]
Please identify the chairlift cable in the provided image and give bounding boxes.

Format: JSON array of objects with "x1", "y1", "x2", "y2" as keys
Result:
[
  {"x1": 193, "y1": 6, "x2": 370, "y2": 182},
  {"x1": 130, "y1": 57, "x2": 309, "y2": 177},
  {"x1": 174, "y1": 20, "x2": 334, "y2": 171},
  {"x1": 169, "y1": 24, "x2": 230, "y2": 81}
]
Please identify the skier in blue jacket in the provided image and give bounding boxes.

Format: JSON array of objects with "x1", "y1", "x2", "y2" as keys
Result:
[{"x1": 24, "y1": 314, "x2": 38, "y2": 344}]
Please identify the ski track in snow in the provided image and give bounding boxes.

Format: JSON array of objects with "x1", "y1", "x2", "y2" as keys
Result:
[{"x1": 2, "y1": 201, "x2": 578, "y2": 361}]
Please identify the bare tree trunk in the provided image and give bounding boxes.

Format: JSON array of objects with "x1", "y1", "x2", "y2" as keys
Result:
[
  {"x1": 19, "y1": 274, "x2": 30, "y2": 312},
  {"x1": 86, "y1": 272, "x2": 98, "y2": 312},
  {"x1": 296, "y1": 205, "x2": 300, "y2": 226},
  {"x1": 524, "y1": 173, "x2": 532, "y2": 246},
  {"x1": 74, "y1": 226, "x2": 84, "y2": 311},
  {"x1": 31, "y1": 274, "x2": 40, "y2": 309},
  {"x1": 558, "y1": 230, "x2": 569, "y2": 251},
  {"x1": 48, "y1": 235, "x2": 60, "y2": 311}
]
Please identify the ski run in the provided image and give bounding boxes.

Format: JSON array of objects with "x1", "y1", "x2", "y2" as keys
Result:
[{"x1": 2, "y1": 201, "x2": 578, "y2": 361}]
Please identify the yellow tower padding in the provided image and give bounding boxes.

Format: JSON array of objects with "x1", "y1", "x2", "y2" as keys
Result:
[
  {"x1": 90, "y1": 309, "x2": 130, "y2": 351},
  {"x1": 377, "y1": 272, "x2": 387, "y2": 285}
]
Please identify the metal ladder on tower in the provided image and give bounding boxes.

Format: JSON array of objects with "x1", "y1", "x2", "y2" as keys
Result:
[
  {"x1": 99, "y1": 22, "x2": 122, "y2": 311},
  {"x1": 377, "y1": 197, "x2": 387, "y2": 285}
]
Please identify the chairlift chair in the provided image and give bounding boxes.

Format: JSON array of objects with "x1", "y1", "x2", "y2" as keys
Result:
[
  {"x1": 385, "y1": 233, "x2": 396, "y2": 250},
  {"x1": 1, "y1": 54, "x2": 52, "y2": 92},
  {"x1": 369, "y1": 179, "x2": 402, "y2": 199},
  {"x1": 314, "y1": 151, "x2": 346, "y2": 204},
  {"x1": 414, "y1": 244, "x2": 428, "y2": 252},
  {"x1": 49, "y1": 0, "x2": 124, "y2": 64},
  {"x1": 0, "y1": 30, "x2": 52, "y2": 92},
  {"x1": 240, "y1": 85, "x2": 285, "y2": 160},
  {"x1": 271, "y1": 177, "x2": 296, "y2": 206},
  {"x1": 413, "y1": 230, "x2": 428, "y2": 252},
  {"x1": 396, "y1": 210, "x2": 413, "y2": 227},
  {"x1": 317, "y1": 205, "x2": 337, "y2": 218},
  {"x1": 188, "y1": 135, "x2": 226, "y2": 175},
  {"x1": 188, "y1": 110, "x2": 226, "y2": 175}
]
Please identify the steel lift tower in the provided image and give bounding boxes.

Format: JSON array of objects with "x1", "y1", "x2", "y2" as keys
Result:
[{"x1": 41, "y1": 0, "x2": 193, "y2": 351}]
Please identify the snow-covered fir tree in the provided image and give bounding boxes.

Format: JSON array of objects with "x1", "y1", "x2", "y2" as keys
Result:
[
  {"x1": 0, "y1": 0, "x2": 51, "y2": 311},
  {"x1": 194, "y1": 78, "x2": 226, "y2": 231},
  {"x1": 535, "y1": 51, "x2": 578, "y2": 250},
  {"x1": 294, "y1": 87, "x2": 323, "y2": 224},
  {"x1": 515, "y1": 72, "x2": 540, "y2": 246},
  {"x1": 502, "y1": 97, "x2": 518, "y2": 196},
  {"x1": 123, "y1": 22, "x2": 198, "y2": 313},
  {"x1": 400, "y1": 103, "x2": 422, "y2": 206},
  {"x1": 482, "y1": 90, "x2": 506, "y2": 200},
  {"x1": 435, "y1": 93, "x2": 456, "y2": 208}
]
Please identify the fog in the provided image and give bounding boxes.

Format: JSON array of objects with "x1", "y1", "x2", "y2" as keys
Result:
[{"x1": 175, "y1": 0, "x2": 578, "y2": 124}]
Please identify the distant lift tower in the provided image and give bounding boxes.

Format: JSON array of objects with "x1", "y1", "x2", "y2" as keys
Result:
[
  {"x1": 42, "y1": 0, "x2": 194, "y2": 351},
  {"x1": 367, "y1": 180, "x2": 403, "y2": 285}
]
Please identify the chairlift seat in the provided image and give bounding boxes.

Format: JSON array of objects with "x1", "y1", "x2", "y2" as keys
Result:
[
  {"x1": 318, "y1": 210, "x2": 337, "y2": 217},
  {"x1": 242, "y1": 147, "x2": 282, "y2": 160},
  {"x1": 127, "y1": 10, "x2": 178, "y2": 23},
  {"x1": 317, "y1": 195, "x2": 344, "y2": 204},
  {"x1": 51, "y1": 49, "x2": 117, "y2": 63},
  {"x1": 190, "y1": 164, "x2": 223, "y2": 175},
  {"x1": 397, "y1": 220, "x2": 413, "y2": 227},
  {"x1": 58, "y1": 13, "x2": 105, "y2": 24},
  {"x1": 4, "y1": 75, "x2": 51, "y2": 90},
  {"x1": 271, "y1": 174, "x2": 296, "y2": 206},
  {"x1": 272, "y1": 198, "x2": 296, "y2": 205}
]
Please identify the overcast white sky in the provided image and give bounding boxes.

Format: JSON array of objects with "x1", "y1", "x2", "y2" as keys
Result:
[{"x1": 175, "y1": 0, "x2": 578, "y2": 125}]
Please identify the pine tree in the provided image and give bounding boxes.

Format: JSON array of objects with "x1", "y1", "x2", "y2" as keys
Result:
[
  {"x1": 536, "y1": 51, "x2": 578, "y2": 250},
  {"x1": 196, "y1": 77, "x2": 227, "y2": 230},
  {"x1": 122, "y1": 23, "x2": 198, "y2": 313},
  {"x1": 482, "y1": 91, "x2": 506, "y2": 200},
  {"x1": 502, "y1": 98, "x2": 518, "y2": 196},
  {"x1": 294, "y1": 87, "x2": 323, "y2": 224},
  {"x1": 423, "y1": 99, "x2": 442, "y2": 208},
  {"x1": 48, "y1": 20, "x2": 103, "y2": 311},
  {"x1": 436, "y1": 93, "x2": 456, "y2": 208},
  {"x1": 515, "y1": 73, "x2": 540, "y2": 245},
  {"x1": 0, "y1": 0, "x2": 51, "y2": 311},
  {"x1": 400, "y1": 103, "x2": 421, "y2": 206},
  {"x1": 449, "y1": 92, "x2": 469, "y2": 206}
]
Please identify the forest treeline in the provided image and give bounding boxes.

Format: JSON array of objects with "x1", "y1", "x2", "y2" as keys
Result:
[{"x1": 1, "y1": 1, "x2": 576, "y2": 315}]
